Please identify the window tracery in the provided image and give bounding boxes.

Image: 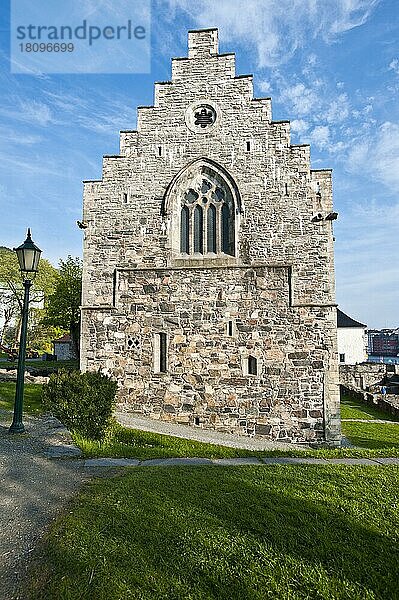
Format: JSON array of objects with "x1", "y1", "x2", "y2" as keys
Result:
[{"x1": 179, "y1": 168, "x2": 235, "y2": 256}]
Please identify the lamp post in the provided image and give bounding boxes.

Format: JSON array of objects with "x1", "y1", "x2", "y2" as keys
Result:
[{"x1": 9, "y1": 229, "x2": 41, "y2": 434}]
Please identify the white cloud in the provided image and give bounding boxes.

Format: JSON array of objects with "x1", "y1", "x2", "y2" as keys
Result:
[
  {"x1": 373, "y1": 122, "x2": 399, "y2": 189},
  {"x1": 259, "y1": 80, "x2": 272, "y2": 94},
  {"x1": 334, "y1": 198, "x2": 399, "y2": 327},
  {"x1": 310, "y1": 125, "x2": 330, "y2": 148},
  {"x1": 279, "y1": 83, "x2": 321, "y2": 116},
  {"x1": 42, "y1": 90, "x2": 138, "y2": 136},
  {"x1": 389, "y1": 59, "x2": 399, "y2": 75},
  {"x1": 290, "y1": 119, "x2": 309, "y2": 134},
  {"x1": 347, "y1": 122, "x2": 399, "y2": 191},
  {"x1": 165, "y1": 0, "x2": 379, "y2": 67},
  {"x1": 325, "y1": 93, "x2": 350, "y2": 123},
  {"x1": 0, "y1": 154, "x2": 70, "y2": 178},
  {"x1": 0, "y1": 100, "x2": 54, "y2": 127},
  {"x1": 19, "y1": 101, "x2": 53, "y2": 126},
  {"x1": 307, "y1": 54, "x2": 317, "y2": 66},
  {"x1": 328, "y1": 0, "x2": 380, "y2": 35},
  {"x1": 0, "y1": 127, "x2": 43, "y2": 146}
]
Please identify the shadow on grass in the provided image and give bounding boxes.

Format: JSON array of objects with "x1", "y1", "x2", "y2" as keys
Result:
[
  {"x1": 342, "y1": 421, "x2": 399, "y2": 449},
  {"x1": 341, "y1": 393, "x2": 399, "y2": 422},
  {"x1": 29, "y1": 465, "x2": 399, "y2": 600},
  {"x1": 73, "y1": 423, "x2": 259, "y2": 460}
]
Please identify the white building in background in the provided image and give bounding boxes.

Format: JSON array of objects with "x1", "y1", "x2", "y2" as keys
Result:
[{"x1": 337, "y1": 309, "x2": 367, "y2": 365}]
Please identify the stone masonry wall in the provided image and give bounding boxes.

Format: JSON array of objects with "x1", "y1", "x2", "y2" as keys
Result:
[{"x1": 82, "y1": 265, "x2": 339, "y2": 444}]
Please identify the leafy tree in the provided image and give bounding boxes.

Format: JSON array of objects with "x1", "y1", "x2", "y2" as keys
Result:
[
  {"x1": 43, "y1": 256, "x2": 82, "y2": 359},
  {"x1": 0, "y1": 246, "x2": 59, "y2": 351},
  {"x1": 0, "y1": 288, "x2": 18, "y2": 345}
]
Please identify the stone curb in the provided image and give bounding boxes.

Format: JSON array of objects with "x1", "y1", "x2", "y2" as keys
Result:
[{"x1": 82, "y1": 457, "x2": 399, "y2": 468}]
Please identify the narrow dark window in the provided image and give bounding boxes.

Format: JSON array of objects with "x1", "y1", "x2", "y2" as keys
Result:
[
  {"x1": 180, "y1": 206, "x2": 189, "y2": 253},
  {"x1": 288, "y1": 266, "x2": 293, "y2": 307},
  {"x1": 207, "y1": 204, "x2": 217, "y2": 253},
  {"x1": 228, "y1": 321, "x2": 233, "y2": 336},
  {"x1": 123, "y1": 193, "x2": 128, "y2": 203},
  {"x1": 248, "y1": 355, "x2": 258, "y2": 375},
  {"x1": 159, "y1": 333, "x2": 167, "y2": 373},
  {"x1": 158, "y1": 146, "x2": 162, "y2": 156},
  {"x1": 285, "y1": 183, "x2": 289, "y2": 196},
  {"x1": 339, "y1": 353, "x2": 345, "y2": 363},
  {"x1": 194, "y1": 205, "x2": 203, "y2": 254},
  {"x1": 246, "y1": 141, "x2": 251, "y2": 152},
  {"x1": 221, "y1": 204, "x2": 232, "y2": 255},
  {"x1": 194, "y1": 416, "x2": 200, "y2": 426}
]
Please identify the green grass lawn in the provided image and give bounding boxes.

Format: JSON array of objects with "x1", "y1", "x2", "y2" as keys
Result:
[
  {"x1": 73, "y1": 422, "x2": 260, "y2": 460},
  {"x1": 340, "y1": 394, "x2": 399, "y2": 451},
  {"x1": 0, "y1": 382, "x2": 44, "y2": 415},
  {"x1": 74, "y1": 420, "x2": 399, "y2": 459},
  {"x1": 341, "y1": 421, "x2": 399, "y2": 449},
  {"x1": 28, "y1": 465, "x2": 399, "y2": 600}
]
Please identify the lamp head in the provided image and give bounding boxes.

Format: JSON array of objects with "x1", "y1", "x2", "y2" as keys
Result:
[{"x1": 14, "y1": 228, "x2": 42, "y2": 280}]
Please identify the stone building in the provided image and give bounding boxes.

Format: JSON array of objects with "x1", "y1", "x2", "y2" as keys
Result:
[
  {"x1": 52, "y1": 334, "x2": 76, "y2": 361},
  {"x1": 80, "y1": 28, "x2": 340, "y2": 445}
]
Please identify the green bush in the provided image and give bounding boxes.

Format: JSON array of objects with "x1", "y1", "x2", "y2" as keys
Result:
[{"x1": 42, "y1": 370, "x2": 117, "y2": 440}]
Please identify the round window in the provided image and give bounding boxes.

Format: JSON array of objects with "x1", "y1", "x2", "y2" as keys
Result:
[{"x1": 185, "y1": 101, "x2": 220, "y2": 133}]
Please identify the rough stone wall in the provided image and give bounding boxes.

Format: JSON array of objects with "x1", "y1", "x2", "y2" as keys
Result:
[{"x1": 80, "y1": 28, "x2": 340, "y2": 444}]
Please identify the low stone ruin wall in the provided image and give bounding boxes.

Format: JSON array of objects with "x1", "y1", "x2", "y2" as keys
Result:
[
  {"x1": 339, "y1": 363, "x2": 399, "y2": 419},
  {"x1": 339, "y1": 363, "x2": 399, "y2": 393},
  {"x1": 0, "y1": 369, "x2": 48, "y2": 385}
]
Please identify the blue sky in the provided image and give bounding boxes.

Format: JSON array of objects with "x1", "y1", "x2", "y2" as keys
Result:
[{"x1": 0, "y1": 0, "x2": 398, "y2": 328}]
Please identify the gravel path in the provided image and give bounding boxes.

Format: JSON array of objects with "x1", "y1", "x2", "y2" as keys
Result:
[{"x1": 0, "y1": 410, "x2": 89, "y2": 600}]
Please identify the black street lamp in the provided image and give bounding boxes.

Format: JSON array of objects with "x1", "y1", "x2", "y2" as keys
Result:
[{"x1": 9, "y1": 229, "x2": 42, "y2": 434}]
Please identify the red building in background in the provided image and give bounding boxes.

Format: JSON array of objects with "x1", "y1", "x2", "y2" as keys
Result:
[{"x1": 368, "y1": 330, "x2": 399, "y2": 356}]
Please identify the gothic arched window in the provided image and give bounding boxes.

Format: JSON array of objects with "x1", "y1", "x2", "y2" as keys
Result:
[{"x1": 178, "y1": 167, "x2": 236, "y2": 256}]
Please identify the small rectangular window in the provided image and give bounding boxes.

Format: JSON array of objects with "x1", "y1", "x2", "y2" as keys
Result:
[
  {"x1": 159, "y1": 333, "x2": 167, "y2": 372},
  {"x1": 248, "y1": 355, "x2": 258, "y2": 375},
  {"x1": 154, "y1": 332, "x2": 167, "y2": 373},
  {"x1": 339, "y1": 353, "x2": 345, "y2": 363},
  {"x1": 228, "y1": 321, "x2": 233, "y2": 337},
  {"x1": 288, "y1": 266, "x2": 293, "y2": 307},
  {"x1": 123, "y1": 193, "x2": 128, "y2": 203},
  {"x1": 246, "y1": 141, "x2": 251, "y2": 152}
]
